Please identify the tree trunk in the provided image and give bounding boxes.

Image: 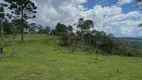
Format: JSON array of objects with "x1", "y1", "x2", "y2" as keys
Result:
[
  {"x1": 81, "y1": 31, "x2": 84, "y2": 45},
  {"x1": 0, "y1": 21, "x2": 4, "y2": 53},
  {"x1": 12, "y1": 25, "x2": 16, "y2": 56},
  {"x1": 21, "y1": 10, "x2": 24, "y2": 42},
  {"x1": 12, "y1": 38, "x2": 15, "y2": 56},
  {"x1": 21, "y1": 26, "x2": 24, "y2": 42}
]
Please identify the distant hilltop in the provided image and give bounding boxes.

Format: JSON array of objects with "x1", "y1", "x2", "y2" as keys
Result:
[{"x1": 114, "y1": 37, "x2": 142, "y2": 41}]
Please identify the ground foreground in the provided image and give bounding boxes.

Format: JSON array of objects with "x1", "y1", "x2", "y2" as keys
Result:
[{"x1": 0, "y1": 34, "x2": 142, "y2": 80}]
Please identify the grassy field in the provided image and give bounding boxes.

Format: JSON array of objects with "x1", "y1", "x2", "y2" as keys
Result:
[{"x1": 0, "y1": 34, "x2": 142, "y2": 80}]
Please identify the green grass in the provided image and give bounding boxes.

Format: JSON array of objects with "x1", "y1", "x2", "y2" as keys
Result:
[{"x1": 0, "y1": 34, "x2": 142, "y2": 80}]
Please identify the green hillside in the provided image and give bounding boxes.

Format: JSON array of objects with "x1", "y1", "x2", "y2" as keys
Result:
[
  {"x1": 0, "y1": 34, "x2": 142, "y2": 80},
  {"x1": 115, "y1": 37, "x2": 142, "y2": 49}
]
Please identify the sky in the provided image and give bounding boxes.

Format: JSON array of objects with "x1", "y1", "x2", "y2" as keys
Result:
[{"x1": 0, "y1": 0, "x2": 142, "y2": 37}]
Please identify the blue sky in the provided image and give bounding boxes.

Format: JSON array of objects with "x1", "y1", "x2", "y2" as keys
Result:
[{"x1": 84, "y1": 0, "x2": 136, "y2": 13}]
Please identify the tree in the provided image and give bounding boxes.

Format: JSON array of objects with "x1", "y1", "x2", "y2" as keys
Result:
[
  {"x1": 0, "y1": 3, "x2": 7, "y2": 53},
  {"x1": 77, "y1": 18, "x2": 94, "y2": 45},
  {"x1": 12, "y1": 19, "x2": 23, "y2": 33},
  {"x1": 45, "y1": 26, "x2": 50, "y2": 34},
  {"x1": 29, "y1": 23, "x2": 37, "y2": 33},
  {"x1": 55, "y1": 22, "x2": 67, "y2": 35},
  {"x1": 38, "y1": 25, "x2": 43, "y2": 34},
  {"x1": 50, "y1": 29, "x2": 57, "y2": 35},
  {"x1": 84, "y1": 20, "x2": 94, "y2": 32},
  {"x1": 4, "y1": 0, "x2": 37, "y2": 41},
  {"x1": 11, "y1": 22, "x2": 16, "y2": 56},
  {"x1": 83, "y1": 20, "x2": 94, "y2": 44},
  {"x1": 67, "y1": 25, "x2": 73, "y2": 34},
  {"x1": 77, "y1": 18, "x2": 85, "y2": 31},
  {"x1": 77, "y1": 18, "x2": 85, "y2": 45},
  {"x1": 3, "y1": 21, "x2": 12, "y2": 35}
]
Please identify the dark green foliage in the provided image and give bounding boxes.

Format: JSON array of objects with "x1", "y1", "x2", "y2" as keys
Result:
[
  {"x1": 50, "y1": 22, "x2": 68, "y2": 36},
  {"x1": 76, "y1": 18, "x2": 94, "y2": 45},
  {"x1": 115, "y1": 37, "x2": 142, "y2": 57},
  {"x1": 3, "y1": 21, "x2": 12, "y2": 34},
  {"x1": 0, "y1": 21, "x2": 13, "y2": 35},
  {"x1": 67, "y1": 25, "x2": 73, "y2": 34},
  {"x1": 87, "y1": 30, "x2": 114, "y2": 54},
  {"x1": 37, "y1": 25, "x2": 51, "y2": 34},
  {"x1": 50, "y1": 29, "x2": 57, "y2": 35},
  {"x1": 59, "y1": 32, "x2": 69, "y2": 46},
  {"x1": 44, "y1": 26, "x2": 50, "y2": 34},
  {"x1": 38, "y1": 25, "x2": 43, "y2": 34},
  {"x1": 12, "y1": 19, "x2": 29, "y2": 33},
  {"x1": 55, "y1": 22, "x2": 67, "y2": 35},
  {"x1": 77, "y1": 18, "x2": 85, "y2": 31},
  {"x1": 56, "y1": 18, "x2": 142, "y2": 57}
]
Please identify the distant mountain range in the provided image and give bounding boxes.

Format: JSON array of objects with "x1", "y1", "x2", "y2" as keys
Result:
[
  {"x1": 114, "y1": 37, "x2": 142, "y2": 49},
  {"x1": 115, "y1": 37, "x2": 142, "y2": 41}
]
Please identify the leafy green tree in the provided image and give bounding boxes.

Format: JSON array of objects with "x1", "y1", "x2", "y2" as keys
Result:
[
  {"x1": 38, "y1": 25, "x2": 44, "y2": 34},
  {"x1": 83, "y1": 20, "x2": 94, "y2": 44},
  {"x1": 77, "y1": 18, "x2": 84, "y2": 31},
  {"x1": 68, "y1": 35, "x2": 81, "y2": 52},
  {"x1": 82, "y1": 20, "x2": 94, "y2": 32},
  {"x1": 12, "y1": 19, "x2": 23, "y2": 33},
  {"x1": 55, "y1": 22, "x2": 67, "y2": 35},
  {"x1": 4, "y1": 0, "x2": 37, "y2": 41},
  {"x1": 45, "y1": 26, "x2": 50, "y2": 34},
  {"x1": 59, "y1": 33, "x2": 69, "y2": 46},
  {"x1": 67, "y1": 25, "x2": 73, "y2": 34},
  {"x1": 77, "y1": 18, "x2": 94, "y2": 45},
  {"x1": 77, "y1": 18, "x2": 85, "y2": 45},
  {"x1": 3, "y1": 21, "x2": 12, "y2": 35},
  {"x1": 50, "y1": 29, "x2": 57, "y2": 35},
  {"x1": 29, "y1": 23, "x2": 37, "y2": 33}
]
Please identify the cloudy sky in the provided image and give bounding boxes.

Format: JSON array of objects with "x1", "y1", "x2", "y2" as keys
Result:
[{"x1": 1, "y1": 0, "x2": 142, "y2": 37}]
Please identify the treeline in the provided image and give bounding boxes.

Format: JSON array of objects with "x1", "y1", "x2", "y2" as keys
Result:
[
  {"x1": 1, "y1": 17, "x2": 142, "y2": 57},
  {"x1": 50, "y1": 18, "x2": 142, "y2": 57},
  {"x1": 0, "y1": 20, "x2": 51, "y2": 35}
]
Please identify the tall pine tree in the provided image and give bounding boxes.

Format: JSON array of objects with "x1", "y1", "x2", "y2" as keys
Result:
[{"x1": 4, "y1": 0, "x2": 37, "y2": 41}]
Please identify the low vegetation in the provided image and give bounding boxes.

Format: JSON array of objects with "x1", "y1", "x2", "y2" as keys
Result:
[{"x1": 0, "y1": 34, "x2": 142, "y2": 80}]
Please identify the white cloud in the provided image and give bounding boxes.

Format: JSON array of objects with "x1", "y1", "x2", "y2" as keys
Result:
[
  {"x1": 35, "y1": 0, "x2": 89, "y2": 26},
  {"x1": 32, "y1": 0, "x2": 142, "y2": 37},
  {"x1": 93, "y1": 5, "x2": 142, "y2": 36},
  {"x1": 117, "y1": 0, "x2": 132, "y2": 6}
]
